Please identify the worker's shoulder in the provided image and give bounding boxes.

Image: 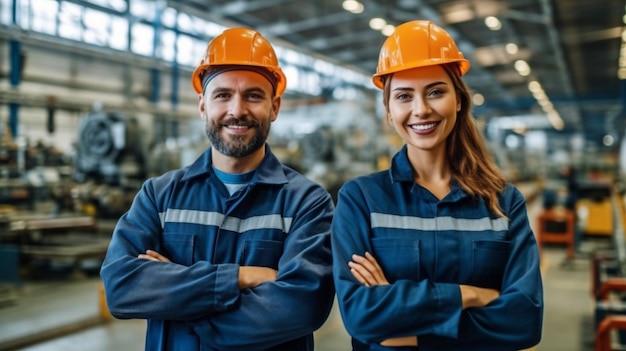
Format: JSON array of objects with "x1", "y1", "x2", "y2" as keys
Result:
[
  {"x1": 346, "y1": 169, "x2": 388, "y2": 185},
  {"x1": 336, "y1": 170, "x2": 389, "y2": 195},
  {"x1": 281, "y1": 165, "x2": 332, "y2": 194},
  {"x1": 145, "y1": 166, "x2": 197, "y2": 189}
]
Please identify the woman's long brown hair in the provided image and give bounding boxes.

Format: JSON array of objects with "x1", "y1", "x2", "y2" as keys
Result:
[{"x1": 381, "y1": 63, "x2": 508, "y2": 218}]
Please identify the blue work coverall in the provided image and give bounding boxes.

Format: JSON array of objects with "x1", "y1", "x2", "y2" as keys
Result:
[
  {"x1": 100, "y1": 145, "x2": 335, "y2": 351},
  {"x1": 332, "y1": 146, "x2": 543, "y2": 351}
]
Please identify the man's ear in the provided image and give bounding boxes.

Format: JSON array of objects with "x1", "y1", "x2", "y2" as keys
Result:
[
  {"x1": 198, "y1": 93, "x2": 206, "y2": 120},
  {"x1": 270, "y1": 96, "x2": 281, "y2": 122}
]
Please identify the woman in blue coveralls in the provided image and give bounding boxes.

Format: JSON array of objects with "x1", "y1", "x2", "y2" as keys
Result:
[
  {"x1": 331, "y1": 20, "x2": 543, "y2": 351},
  {"x1": 100, "y1": 27, "x2": 335, "y2": 351}
]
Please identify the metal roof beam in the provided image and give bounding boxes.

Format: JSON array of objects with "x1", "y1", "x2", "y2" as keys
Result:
[
  {"x1": 257, "y1": 11, "x2": 354, "y2": 36},
  {"x1": 207, "y1": 0, "x2": 295, "y2": 17}
]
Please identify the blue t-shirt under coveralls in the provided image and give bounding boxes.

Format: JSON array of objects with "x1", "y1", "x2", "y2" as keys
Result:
[
  {"x1": 331, "y1": 146, "x2": 544, "y2": 351},
  {"x1": 100, "y1": 145, "x2": 335, "y2": 351}
]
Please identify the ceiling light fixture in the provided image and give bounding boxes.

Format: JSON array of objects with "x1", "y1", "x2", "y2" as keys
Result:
[
  {"x1": 546, "y1": 110, "x2": 564, "y2": 130},
  {"x1": 514, "y1": 60, "x2": 531, "y2": 76},
  {"x1": 618, "y1": 27, "x2": 626, "y2": 79},
  {"x1": 505, "y1": 43, "x2": 518, "y2": 55},
  {"x1": 444, "y1": 8, "x2": 475, "y2": 24},
  {"x1": 484, "y1": 16, "x2": 502, "y2": 31},
  {"x1": 381, "y1": 24, "x2": 395, "y2": 36},
  {"x1": 472, "y1": 93, "x2": 485, "y2": 106},
  {"x1": 342, "y1": 0, "x2": 363, "y2": 14},
  {"x1": 527, "y1": 80, "x2": 563, "y2": 130},
  {"x1": 369, "y1": 18, "x2": 386, "y2": 30},
  {"x1": 527, "y1": 80, "x2": 542, "y2": 93}
]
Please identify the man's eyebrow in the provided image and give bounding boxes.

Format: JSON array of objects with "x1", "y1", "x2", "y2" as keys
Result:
[
  {"x1": 209, "y1": 87, "x2": 233, "y2": 94},
  {"x1": 245, "y1": 87, "x2": 268, "y2": 94},
  {"x1": 209, "y1": 86, "x2": 268, "y2": 95}
]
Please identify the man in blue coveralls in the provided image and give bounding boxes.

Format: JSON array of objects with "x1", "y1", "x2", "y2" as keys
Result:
[{"x1": 100, "y1": 27, "x2": 335, "y2": 351}]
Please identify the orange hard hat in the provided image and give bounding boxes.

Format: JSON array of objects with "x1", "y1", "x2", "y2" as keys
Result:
[
  {"x1": 372, "y1": 20, "x2": 470, "y2": 89},
  {"x1": 191, "y1": 27, "x2": 287, "y2": 96}
]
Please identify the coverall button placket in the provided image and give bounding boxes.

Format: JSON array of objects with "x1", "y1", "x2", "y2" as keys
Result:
[{"x1": 212, "y1": 184, "x2": 255, "y2": 264}]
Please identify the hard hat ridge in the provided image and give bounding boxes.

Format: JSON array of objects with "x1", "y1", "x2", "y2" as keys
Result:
[
  {"x1": 191, "y1": 27, "x2": 287, "y2": 96},
  {"x1": 200, "y1": 65, "x2": 279, "y2": 95},
  {"x1": 372, "y1": 20, "x2": 470, "y2": 89}
]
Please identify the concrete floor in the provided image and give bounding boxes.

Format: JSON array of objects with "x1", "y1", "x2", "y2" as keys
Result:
[
  {"x1": 0, "y1": 278, "x2": 352, "y2": 351},
  {"x1": 0, "y1": 189, "x2": 608, "y2": 351},
  {"x1": 539, "y1": 246, "x2": 598, "y2": 351}
]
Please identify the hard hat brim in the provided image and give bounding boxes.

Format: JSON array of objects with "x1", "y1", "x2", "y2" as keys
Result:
[{"x1": 372, "y1": 58, "x2": 470, "y2": 89}]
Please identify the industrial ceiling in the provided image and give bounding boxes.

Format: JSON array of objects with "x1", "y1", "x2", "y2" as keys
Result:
[{"x1": 169, "y1": 0, "x2": 626, "y2": 146}]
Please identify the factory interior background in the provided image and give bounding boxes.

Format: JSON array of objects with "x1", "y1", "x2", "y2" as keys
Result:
[{"x1": 1, "y1": 0, "x2": 626, "y2": 350}]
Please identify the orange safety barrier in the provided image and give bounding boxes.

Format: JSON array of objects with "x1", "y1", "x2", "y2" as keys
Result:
[
  {"x1": 598, "y1": 279, "x2": 626, "y2": 300},
  {"x1": 593, "y1": 193, "x2": 626, "y2": 297},
  {"x1": 592, "y1": 192, "x2": 626, "y2": 351},
  {"x1": 99, "y1": 281, "x2": 112, "y2": 321},
  {"x1": 592, "y1": 251, "x2": 619, "y2": 297},
  {"x1": 536, "y1": 208, "x2": 576, "y2": 261},
  {"x1": 595, "y1": 315, "x2": 626, "y2": 351}
]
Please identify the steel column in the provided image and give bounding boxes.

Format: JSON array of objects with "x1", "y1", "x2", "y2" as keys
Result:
[{"x1": 8, "y1": 0, "x2": 21, "y2": 138}]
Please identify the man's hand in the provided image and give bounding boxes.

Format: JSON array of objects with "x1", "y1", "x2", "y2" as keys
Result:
[
  {"x1": 138, "y1": 249, "x2": 171, "y2": 262},
  {"x1": 238, "y1": 266, "x2": 277, "y2": 289},
  {"x1": 348, "y1": 252, "x2": 389, "y2": 286},
  {"x1": 137, "y1": 251, "x2": 276, "y2": 290}
]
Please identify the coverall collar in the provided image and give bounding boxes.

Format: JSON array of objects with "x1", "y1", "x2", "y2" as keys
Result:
[
  {"x1": 181, "y1": 143, "x2": 289, "y2": 186},
  {"x1": 388, "y1": 145, "x2": 467, "y2": 203}
]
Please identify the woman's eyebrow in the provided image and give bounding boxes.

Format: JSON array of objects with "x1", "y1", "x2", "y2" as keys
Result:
[{"x1": 392, "y1": 81, "x2": 448, "y2": 92}]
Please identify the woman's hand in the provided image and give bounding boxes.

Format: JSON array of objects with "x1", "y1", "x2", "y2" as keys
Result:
[
  {"x1": 138, "y1": 249, "x2": 171, "y2": 262},
  {"x1": 380, "y1": 336, "x2": 418, "y2": 347},
  {"x1": 349, "y1": 252, "x2": 417, "y2": 347},
  {"x1": 459, "y1": 285, "x2": 500, "y2": 309},
  {"x1": 348, "y1": 252, "x2": 389, "y2": 286}
]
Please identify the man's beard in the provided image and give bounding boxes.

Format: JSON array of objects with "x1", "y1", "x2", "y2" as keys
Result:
[{"x1": 206, "y1": 117, "x2": 270, "y2": 158}]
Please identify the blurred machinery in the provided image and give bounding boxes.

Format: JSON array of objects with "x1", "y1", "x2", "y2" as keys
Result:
[
  {"x1": 149, "y1": 118, "x2": 209, "y2": 177},
  {"x1": 576, "y1": 182, "x2": 614, "y2": 237},
  {"x1": 71, "y1": 109, "x2": 148, "y2": 218},
  {"x1": 0, "y1": 130, "x2": 71, "y2": 211},
  {"x1": 0, "y1": 107, "x2": 156, "y2": 287},
  {"x1": 269, "y1": 101, "x2": 389, "y2": 201},
  {"x1": 297, "y1": 125, "x2": 343, "y2": 198},
  {"x1": 74, "y1": 110, "x2": 146, "y2": 185},
  {"x1": 0, "y1": 123, "x2": 111, "y2": 286}
]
